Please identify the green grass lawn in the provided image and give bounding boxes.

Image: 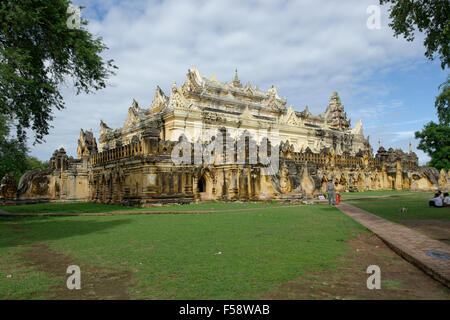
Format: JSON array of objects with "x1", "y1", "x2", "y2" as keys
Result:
[
  {"x1": 0, "y1": 190, "x2": 422, "y2": 214},
  {"x1": 348, "y1": 192, "x2": 450, "y2": 222},
  {"x1": 1, "y1": 201, "x2": 292, "y2": 214},
  {"x1": 340, "y1": 190, "x2": 420, "y2": 200},
  {"x1": 0, "y1": 203, "x2": 366, "y2": 299}
]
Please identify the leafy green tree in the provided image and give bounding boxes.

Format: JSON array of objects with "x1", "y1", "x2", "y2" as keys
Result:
[
  {"x1": 380, "y1": 0, "x2": 449, "y2": 122},
  {"x1": 380, "y1": 0, "x2": 449, "y2": 69},
  {"x1": 381, "y1": 0, "x2": 449, "y2": 168},
  {"x1": 0, "y1": 115, "x2": 49, "y2": 184},
  {"x1": 435, "y1": 75, "x2": 449, "y2": 125},
  {"x1": 0, "y1": 115, "x2": 28, "y2": 183},
  {"x1": 0, "y1": 0, "x2": 117, "y2": 143},
  {"x1": 25, "y1": 156, "x2": 48, "y2": 171},
  {"x1": 415, "y1": 122, "x2": 450, "y2": 170}
]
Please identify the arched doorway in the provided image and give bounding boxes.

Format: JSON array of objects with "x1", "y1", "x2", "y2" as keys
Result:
[
  {"x1": 198, "y1": 176, "x2": 207, "y2": 193},
  {"x1": 197, "y1": 173, "x2": 213, "y2": 201}
]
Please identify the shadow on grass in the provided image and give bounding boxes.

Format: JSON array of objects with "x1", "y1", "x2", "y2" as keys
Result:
[{"x1": 0, "y1": 217, "x2": 132, "y2": 248}]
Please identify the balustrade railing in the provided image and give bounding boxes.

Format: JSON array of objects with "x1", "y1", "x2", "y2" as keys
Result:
[{"x1": 89, "y1": 142, "x2": 143, "y2": 165}]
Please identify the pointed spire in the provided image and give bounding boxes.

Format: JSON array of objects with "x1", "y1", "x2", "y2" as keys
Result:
[
  {"x1": 378, "y1": 139, "x2": 381, "y2": 149},
  {"x1": 132, "y1": 98, "x2": 139, "y2": 109},
  {"x1": 171, "y1": 81, "x2": 177, "y2": 93},
  {"x1": 409, "y1": 140, "x2": 412, "y2": 153},
  {"x1": 232, "y1": 68, "x2": 242, "y2": 88}
]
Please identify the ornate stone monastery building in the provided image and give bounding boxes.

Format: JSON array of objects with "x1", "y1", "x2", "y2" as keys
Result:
[{"x1": 2, "y1": 67, "x2": 448, "y2": 205}]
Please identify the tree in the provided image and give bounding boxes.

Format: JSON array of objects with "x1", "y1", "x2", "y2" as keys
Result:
[
  {"x1": 415, "y1": 122, "x2": 450, "y2": 170},
  {"x1": 435, "y1": 75, "x2": 449, "y2": 125},
  {"x1": 0, "y1": 115, "x2": 48, "y2": 184},
  {"x1": 25, "y1": 156, "x2": 48, "y2": 171},
  {"x1": 380, "y1": 0, "x2": 449, "y2": 121},
  {"x1": 380, "y1": 0, "x2": 450, "y2": 69},
  {"x1": 0, "y1": 0, "x2": 117, "y2": 144},
  {"x1": 0, "y1": 115, "x2": 28, "y2": 183},
  {"x1": 381, "y1": 0, "x2": 450, "y2": 168}
]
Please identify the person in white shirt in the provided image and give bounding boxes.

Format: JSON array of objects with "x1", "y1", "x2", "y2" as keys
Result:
[
  {"x1": 429, "y1": 193, "x2": 443, "y2": 207},
  {"x1": 443, "y1": 193, "x2": 450, "y2": 207}
]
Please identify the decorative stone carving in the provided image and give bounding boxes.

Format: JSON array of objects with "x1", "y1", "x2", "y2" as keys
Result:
[
  {"x1": 100, "y1": 120, "x2": 112, "y2": 136},
  {"x1": 351, "y1": 120, "x2": 363, "y2": 135},
  {"x1": 151, "y1": 86, "x2": 169, "y2": 114},
  {"x1": 168, "y1": 82, "x2": 190, "y2": 111},
  {"x1": 323, "y1": 92, "x2": 351, "y2": 130},
  {"x1": 77, "y1": 129, "x2": 98, "y2": 158},
  {"x1": 0, "y1": 173, "x2": 16, "y2": 199}
]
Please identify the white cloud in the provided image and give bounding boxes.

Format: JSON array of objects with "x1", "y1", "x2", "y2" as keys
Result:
[{"x1": 29, "y1": 0, "x2": 433, "y2": 162}]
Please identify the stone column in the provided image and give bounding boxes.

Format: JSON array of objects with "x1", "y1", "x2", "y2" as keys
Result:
[{"x1": 185, "y1": 169, "x2": 193, "y2": 195}]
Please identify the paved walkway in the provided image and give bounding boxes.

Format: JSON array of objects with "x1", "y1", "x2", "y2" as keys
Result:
[{"x1": 336, "y1": 202, "x2": 450, "y2": 288}]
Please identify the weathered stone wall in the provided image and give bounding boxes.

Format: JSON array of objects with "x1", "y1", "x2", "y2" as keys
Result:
[
  {"x1": 4, "y1": 67, "x2": 449, "y2": 205},
  {"x1": 6, "y1": 131, "x2": 448, "y2": 206}
]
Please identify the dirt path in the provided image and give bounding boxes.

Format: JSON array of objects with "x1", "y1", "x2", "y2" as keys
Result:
[
  {"x1": 2, "y1": 219, "x2": 134, "y2": 299},
  {"x1": 264, "y1": 233, "x2": 450, "y2": 300},
  {"x1": 0, "y1": 193, "x2": 425, "y2": 217},
  {"x1": 19, "y1": 243, "x2": 133, "y2": 299},
  {"x1": 4, "y1": 220, "x2": 133, "y2": 299},
  {"x1": 0, "y1": 204, "x2": 303, "y2": 216}
]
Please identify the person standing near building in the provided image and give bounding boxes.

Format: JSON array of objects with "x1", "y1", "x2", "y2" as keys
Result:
[
  {"x1": 335, "y1": 181, "x2": 342, "y2": 204},
  {"x1": 326, "y1": 179, "x2": 336, "y2": 206}
]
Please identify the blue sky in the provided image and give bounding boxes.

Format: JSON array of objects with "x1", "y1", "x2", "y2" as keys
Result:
[{"x1": 28, "y1": 0, "x2": 447, "y2": 164}]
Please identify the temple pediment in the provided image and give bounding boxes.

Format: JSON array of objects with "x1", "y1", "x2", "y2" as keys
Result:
[{"x1": 151, "y1": 86, "x2": 169, "y2": 114}]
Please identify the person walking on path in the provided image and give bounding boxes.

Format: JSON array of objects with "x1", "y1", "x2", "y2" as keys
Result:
[{"x1": 326, "y1": 179, "x2": 336, "y2": 206}]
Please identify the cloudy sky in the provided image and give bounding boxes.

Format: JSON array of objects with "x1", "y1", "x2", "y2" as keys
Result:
[{"x1": 29, "y1": 0, "x2": 447, "y2": 164}]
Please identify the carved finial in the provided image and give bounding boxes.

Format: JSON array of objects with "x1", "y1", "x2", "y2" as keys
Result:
[
  {"x1": 409, "y1": 140, "x2": 412, "y2": 153},
  {"x1": 232, "y1": 69, "x2": 242, "y2": 88},
  {"x1": 378, "y1": 139, "x2": 381, "y2": 149},
  {"x1": 171, "y1": 81, "x2": 177, "y2": 93}
]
